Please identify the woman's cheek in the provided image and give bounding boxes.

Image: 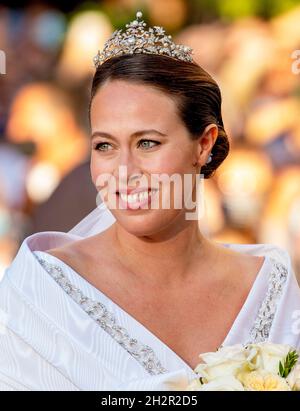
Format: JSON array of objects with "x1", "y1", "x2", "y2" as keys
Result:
[{"x1": 90, "y1": 156, "x2": 105, "y2": 188}]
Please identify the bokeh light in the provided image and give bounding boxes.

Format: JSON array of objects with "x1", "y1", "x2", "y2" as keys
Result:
[{"x1": 0, "y1": 0, "x2": 299, "y2": 280}]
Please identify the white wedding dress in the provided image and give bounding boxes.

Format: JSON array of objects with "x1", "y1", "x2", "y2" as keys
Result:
[{"x1": 0, "y1": 203, "x2": 300, "y2": 391}]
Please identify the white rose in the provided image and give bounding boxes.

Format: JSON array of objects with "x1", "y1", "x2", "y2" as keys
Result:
[
  {"x1": 199, "y1": 344, "x2": 246, "y2": 365},
  {"x1": 239, "y1": 370, "x2": 291, "y2": 391},
  {"x1": 287, "y1": 363, "x2": 300, "y2": 390},
  {"x1": 248, "y1": 342, "x2": 292, "y2": 374},
  {"x1": 193, "y1": 375, "x2": 245, "y2": 391},
  {"x1": 195, "y1": 344, "x2": 252, "y2": 382}
]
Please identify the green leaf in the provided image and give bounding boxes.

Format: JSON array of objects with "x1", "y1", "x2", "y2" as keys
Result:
[
  {"x1": 278, "y1": 350, "x2": 299, "y2": 378},
  {"x1": 279, "y1": 361, "x2": 284, "y2": 377}
]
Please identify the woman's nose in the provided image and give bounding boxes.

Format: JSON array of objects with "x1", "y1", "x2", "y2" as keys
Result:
[{"x1": 113, "y1": 151, "x2": 144, "y2": 186}]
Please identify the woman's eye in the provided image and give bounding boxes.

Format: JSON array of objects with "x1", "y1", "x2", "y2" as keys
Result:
[
  {"x1": 93, "y1": 139, "x2": 160, "y2": 152},
  {"x1": 138, "y1": 139, "x2": 160, "y2": 149},
  {"x1": 94, "y1": 142, "x2": 112, "y2": 151}
]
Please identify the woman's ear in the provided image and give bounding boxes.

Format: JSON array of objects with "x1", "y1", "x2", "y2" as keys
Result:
[{"x1": 195, "y1": 123, "x2": 218, "y2": 166}]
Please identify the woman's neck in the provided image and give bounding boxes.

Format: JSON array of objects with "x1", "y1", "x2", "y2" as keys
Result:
[{"x1": 108, "y1": 219, "x2": 215, "y2": 287}]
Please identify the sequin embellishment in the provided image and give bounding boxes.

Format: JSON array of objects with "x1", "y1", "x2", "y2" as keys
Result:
[
  {"x1": 35, "y1": 255, "x2": 168, "y2": 376},
  {"x1": 248, "y1": 258, "x2": 288, "y2": 343}
]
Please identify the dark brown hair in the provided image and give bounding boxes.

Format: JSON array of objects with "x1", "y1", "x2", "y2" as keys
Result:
[{"x1": 89, "y1": 54, "x2": 230, "y2": 178}]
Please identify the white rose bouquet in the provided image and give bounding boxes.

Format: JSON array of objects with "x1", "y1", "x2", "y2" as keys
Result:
[{"x1": 186, "y1": 343, "x2": 300, "y2": 391}]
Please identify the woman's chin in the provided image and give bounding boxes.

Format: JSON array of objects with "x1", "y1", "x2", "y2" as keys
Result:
[{"x1": 111, "y1": 209, "x2": 178, "y2": 237}]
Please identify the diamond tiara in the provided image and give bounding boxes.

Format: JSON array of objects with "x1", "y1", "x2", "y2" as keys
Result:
[{"x1": 93, "y1": 10, "x2": 194, "y2": 68}]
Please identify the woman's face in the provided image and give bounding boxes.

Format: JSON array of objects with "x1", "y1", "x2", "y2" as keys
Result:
[{"x1": 90, "y1": 79, "x2": 214, "y2": 237}]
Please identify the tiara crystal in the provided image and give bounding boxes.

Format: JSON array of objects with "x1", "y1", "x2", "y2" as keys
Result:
[{"x1": 93, "y1": 11, "x2": 194, "y2": 68}]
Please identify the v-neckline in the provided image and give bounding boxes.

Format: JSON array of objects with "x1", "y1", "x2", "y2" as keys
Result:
[{"x1": 33, "y1": 246, "x2": 271, "y2": 375}]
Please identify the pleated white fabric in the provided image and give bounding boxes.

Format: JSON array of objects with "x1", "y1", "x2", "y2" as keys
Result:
[{"x1": 0, "y1": 205, "x2": 299, "y2": 390}]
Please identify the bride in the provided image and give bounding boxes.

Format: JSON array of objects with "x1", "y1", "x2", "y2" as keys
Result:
[{"x1": 0, "y1": 11, "x2": 299, "y2": 391}]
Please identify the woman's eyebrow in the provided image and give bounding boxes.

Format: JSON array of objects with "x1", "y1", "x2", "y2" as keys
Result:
[{"x1": 91, "y1": 129, "x2": 167, "y2": 140}]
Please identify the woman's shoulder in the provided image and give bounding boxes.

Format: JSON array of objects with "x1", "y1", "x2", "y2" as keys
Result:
[
  {"x1": 45, "y1": 228, "x2": 113, "y2": 258},
  {"x1": 41, "y1": 242, "x2": 89, "y2": 274},
  {"x1": 41, "y1": 228, "x2": 114, "y2": 270},
  {"x1": 220, "y1": 241, "x2": 293, "y2": 269},
  {"x1": 209, "y1": 240, "x2": 266, "y2": 279},
  {"x1": 216, "y1": 241, "x2": 297, "y2": 277}
]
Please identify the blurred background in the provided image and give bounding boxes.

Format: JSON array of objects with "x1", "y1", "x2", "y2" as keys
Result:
[{"x1": 0, "y1": 0, "x2": 300, "y2": 281}]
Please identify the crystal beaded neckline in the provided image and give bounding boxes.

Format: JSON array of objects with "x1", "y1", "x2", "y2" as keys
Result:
[
  {"x1": 33, "y1": 252, "x2": 168, "y2": 376},
  {"x1": 32, "y1": 251, "x2": 288, "y2": 375}
]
